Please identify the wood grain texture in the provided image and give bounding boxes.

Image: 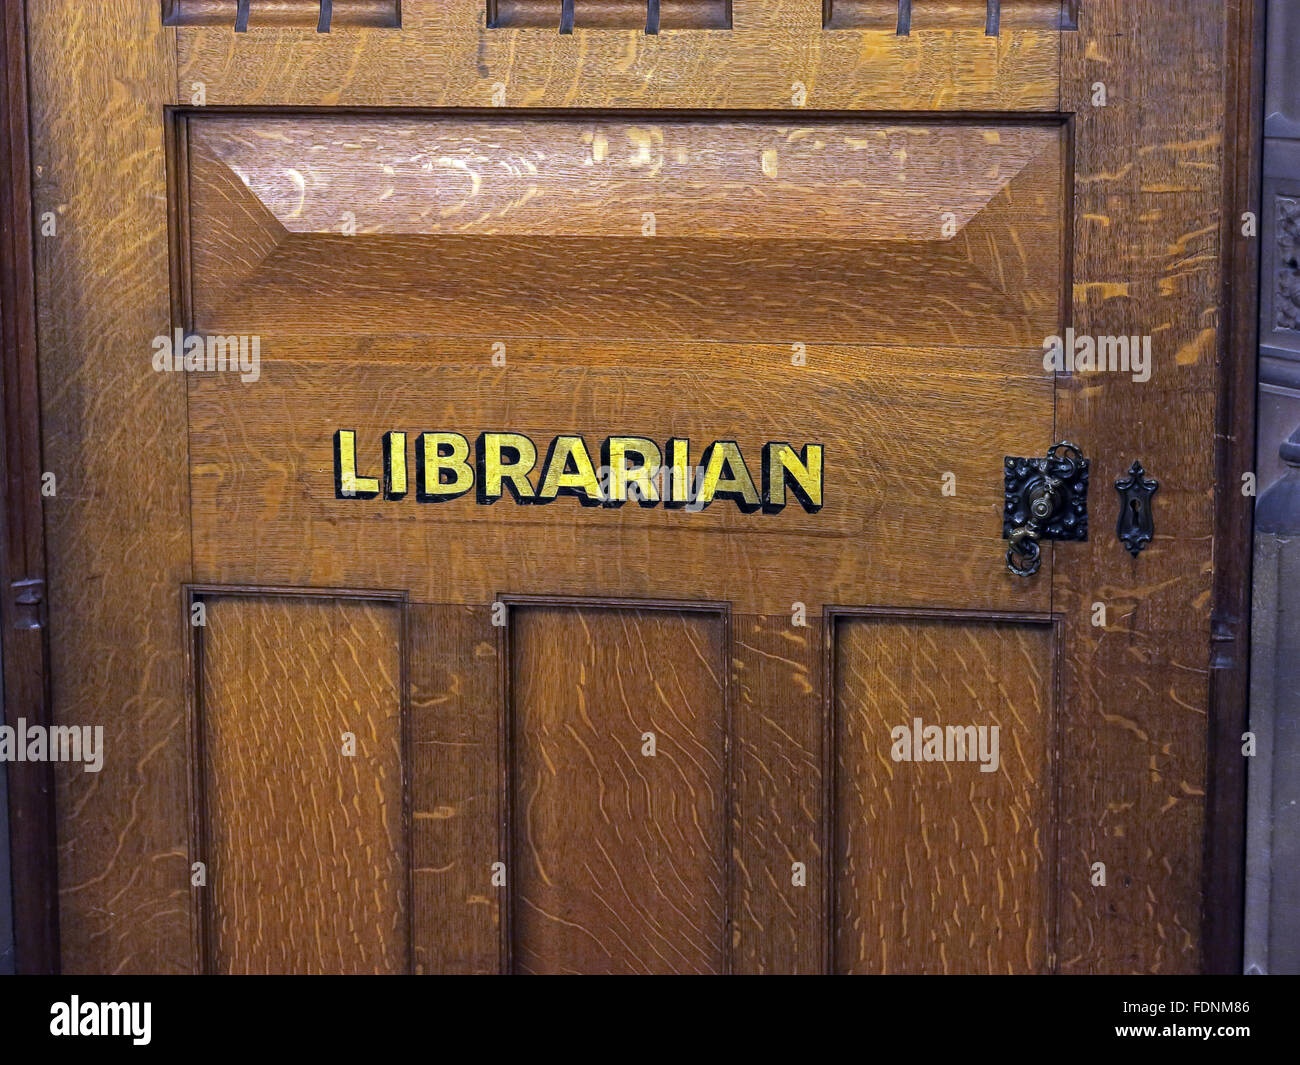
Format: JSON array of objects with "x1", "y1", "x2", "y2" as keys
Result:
[
  {"x1": 1055, "y1": 0, "x2": 1226, "y2": 973},
  {"x1": 24, "y1": 0, "x2": 1246, "y2": 978},
  {"x1": 509, "y1": 605, "x2": 727, "y2": 974},
  {"x1": 198, "y1": 595, "x2": 407, "y2": 973},
  {"x1": 408, "y1": 603, "x2": 502, "y2": 974},
  {"x1": 730, "y1": 613, "x2": 822, "y2": 973},
  {"x1": 186, "y1": 342, "x2": 1054, "y2": 615},
  {"x1": 831, "y1": 614, "x2": 1056, "y2": 974},
  {"x1": 175, "y1": 0, "x2": 1060, "y2": 112},
  {"x1": 26, "y1": 0, "x2": 193, "y2": 974}
]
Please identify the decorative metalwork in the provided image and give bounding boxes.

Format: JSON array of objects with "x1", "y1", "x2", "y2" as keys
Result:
[
  {"x1": 1115, "y1": 460, "x2": 1159, "y2": 557},
  {"x1": 1003, "y1": 441, "x2": 1090, "y2": 577},
  {"x1": 1277, "y1": 195, "x2": 1300, "y2": 332}
]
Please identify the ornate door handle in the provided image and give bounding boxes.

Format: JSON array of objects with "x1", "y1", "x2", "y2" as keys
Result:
[{"x1": 1002, "y1": 442, "x2": 1090, "y2": 577}]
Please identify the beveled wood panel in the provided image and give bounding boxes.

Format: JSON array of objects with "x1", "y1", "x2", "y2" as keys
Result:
[
  {"x1": 174, "y1": 0, "x2": 1061, "y2": 112},
  {"x1": 831, "y1": 612, "x2": 1057, "y2": 974},
  {"x1": 508, "y1": 604, "x2": 728, "y2": 973},
  {"x1": 186, "y1": 342, "x2": 1055, "y2": 615},
  {"x1": 186, "y1": 115, "x2": 1064, "y2": 348},
  {"x1": 189, "y1": 116, "x2": 1054, "y2": 241},
  {"x1": 196, "y1": 594, "x2": 407, "y2": 973}
]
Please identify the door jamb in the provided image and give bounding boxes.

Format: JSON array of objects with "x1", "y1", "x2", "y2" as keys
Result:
[
  {"x1": 0, "y1": 0, "x2": 59, "y2": 975},
  {"x1": 1203, "y1": 0, "x2": 1266, "y2": 976}
]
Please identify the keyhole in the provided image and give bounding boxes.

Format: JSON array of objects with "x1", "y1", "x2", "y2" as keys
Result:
[{"x1": 1130, "y1": 498, "x2": 1141, "y2": 515}]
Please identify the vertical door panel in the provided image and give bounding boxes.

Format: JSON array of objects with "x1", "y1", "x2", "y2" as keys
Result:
[
  {"x1": 195, "y1": 593, "x2": 407, "y2": 973},
  {"x1": 831, "y1": 613, "x2": 1057, "y2": 974},
  {"x1": 509, "y1": 605, "x2": 728, "y2": 974}
]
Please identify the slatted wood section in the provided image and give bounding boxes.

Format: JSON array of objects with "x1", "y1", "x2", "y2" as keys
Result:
[
  {"x1": 831, "y1": 612, "x2": 1057, "y2": 974},
  {"x1": 825, "y1": 1, "x2": 1068, "y2": 32},
  {"x1": 508, "y1": 604, "x2": 727, "y2": 974},
  {"x1": 165, "y1": 1, "x2": 402, "y2": 29},
  {"x1": 174, "y1": 0, "x2": 1061, "y2": 112},
  {"x1": 492, "y1": 1, "x2": 731, "y2": 31},
  {"x1": 196, "y1": 594, "x2": 407, "y2": 973}
]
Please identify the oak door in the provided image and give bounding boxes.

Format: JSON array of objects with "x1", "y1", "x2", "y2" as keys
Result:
[{"x1": 21, "y1": 0, "x2": 1237, "y2": 973}]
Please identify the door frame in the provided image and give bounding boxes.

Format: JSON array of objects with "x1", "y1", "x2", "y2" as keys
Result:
[
  {"x1": 0, "y1": 0, "x2": 1264, "y2": 975},
  {"x1": 1202, "y1": 0, "x2": 1266, "y2": 976},
  {"x1": 0, "y1": 0, "x2": 59, "y2": 976}
]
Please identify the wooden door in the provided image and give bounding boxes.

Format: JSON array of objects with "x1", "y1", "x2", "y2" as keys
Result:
[{"x1": 9, "y1": 0, "x2": 1254, "y2": 974}]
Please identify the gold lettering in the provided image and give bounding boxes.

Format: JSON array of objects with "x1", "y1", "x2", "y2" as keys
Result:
[
  {"x1": 333, "y1": 430, "x2": 380, "y2": 499},
  {"x1": 697, "y1": 441, "x2": 760, "y2": 512},
  {"x1": 416, "y1": 432, "x2": 472, "y2": 502},
  {"x1": 476, "y1": 432, "x2": 537, "y2": 503},
  {"x1": 762, "y1": 442, "x2": 823, "y2": 513},
  {"x1": 538, "y1": 435, "x2": 604, "y2": 505},
  {"x1": 603, "y1": 437, "x2": 662, "y2": 507}
]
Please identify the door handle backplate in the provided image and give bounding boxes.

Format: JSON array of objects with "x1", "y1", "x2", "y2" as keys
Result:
[{"x1": 1002, "y1": 441, "x2": 1090, "y2": 577}]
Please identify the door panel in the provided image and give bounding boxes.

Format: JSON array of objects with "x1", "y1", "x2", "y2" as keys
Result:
[
  {"x1": 830, "y1": 611, "x2": 1057, "y2": 974},
  {"x1": 186, "y1": 116, "x2": 1062, "y2": 345},
  {"x1": 22, "y1": 1, "x2": 1237, "y2": 974},
  {"x1": 183, "y1": 113, "x2": 1062, "y2": 615},
  {"x1": 194, "y1": 592, "x2": 407, "y2": 974},
  {"x1": 510, "y1": 604, "x2": 727, "y2": 974}
]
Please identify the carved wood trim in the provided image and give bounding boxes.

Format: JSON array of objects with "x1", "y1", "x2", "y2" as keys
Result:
[{"x1": 823, "y1": 0, "x2": 1071, "y2": 33}]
